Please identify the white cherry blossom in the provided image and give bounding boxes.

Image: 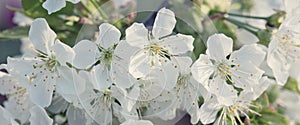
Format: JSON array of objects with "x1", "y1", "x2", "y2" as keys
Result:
[
  {"x1": 72, "y1": 23, "x2": 130, "y2": 91},
  {"x1": 199, "y1": 77, "x2": 273, "y2": 125},
  {"x1": 267, "y1": 6, "x2": 300, "y2": 85},
  {"x1": 126, "y1": 8, "x2": 194, "y2": 90},
  {"x1": 0, "y1": 66, "x2": 33, "y2": 124},
  {"x1": 7, "y1": 18, "x2": 75, "y2": 107},
  {"x1": 171, "y1": 57, "x2": 203, "y2": 124},
  {"x1": 76, "y1": 70, "x2": 131, "y2": 124},
  {"x1": 191, "y1": 34, "x2": 265, "y2": 106}
]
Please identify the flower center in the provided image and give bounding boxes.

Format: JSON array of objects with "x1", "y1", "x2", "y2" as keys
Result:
[{"x1": 215, "y1": 60, "x2": 232, "y2": 79}]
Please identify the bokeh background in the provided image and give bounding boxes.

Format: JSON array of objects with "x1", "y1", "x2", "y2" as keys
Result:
[{"x1": 0, "y1": 0, "x2": 22, "y2": 64}]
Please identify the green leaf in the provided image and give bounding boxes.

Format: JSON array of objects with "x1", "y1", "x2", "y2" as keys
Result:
[
  {"x1": 0, "y1": 26, "x2": 29, "y2": 39},
  {"x1": 22, "y1": 0, "x2": 47, "y2": 17},
  {"x1": 283, "y1": 77, "x2": 300, "y2": 95},
  {"x1": 259, "y1": 109, "x2": 289, "y2": 125}
]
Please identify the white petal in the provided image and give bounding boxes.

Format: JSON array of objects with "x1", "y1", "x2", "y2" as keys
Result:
[
  {"x1": 66, "y1": 106, "x2": 86, "y2": 125},
  {"x1": 90, "y1": 64, "x2": 112, "y2": 91},
  {"x1": 112, "y1": 40, "x2": 137, "y2": 88},
  {"x1": 6, "y1": 57, "x2": 38, "y2": 88},
  {"x1": 160, "y1": 57, "x2": 179, "y2": 90},
  {"x1": 7, "y1": 58, "x2": 55, "y2": 107},
  {"x1": 56, "y1": 66, "x2": 85, "y2": 102},
  {"x1": 187, "y1": 100, "x2": 201, "y2": 124},
  {"x1": 174, "y1": 56, "x2": 192, "y2": 74},
  {"x1": 159, "y1": 34, "x2": 194, "y2": 55},
  {"x1": 0, "y1": 73, "x2": 18, "y2": 95},
  {"x1": 42, "y1": 0, "x2": 66, "y2": 14},
  {"x1": 29, "y1": 105, "x2": 53, "y2": 125},
  {"x1": 29, "y1": 18, "x2": 56, "y2": 54},
  {"x1": 126, "y1": 85, "x2": 140, "y2": 111},
  {"x1": 96, "y1": 23, "x2": 121, "y2": 49},
  {"x1": 121, "y1": 119, "x2": 153, "y2": 125},
  {"x1": 230, "y1": 44, "x2": 266, "y2": 66},
  {"x1": 290, "y1": 60, "x2": 300, "y2": 84},
  {"x1": 28, "y1": 73, "x2": 56, "y2": 107},
  {"x1": 125, "y1": 23, "x2": 149, "y2": 48},
  {"x1": 141, "y1": 68, "x2": 167, "y2": 98},
  {"x1": 152, "y1": 8, "x2": 176, "y2": 38},
  {"x1": 50, "y1": 40, "x2": 75, "y2": 66},
  {"x1": 191, "y1": 54, "x2": 215, "y2": 85},
  {"x1": 0, "y1": 106, "x2": 17, "y2": 125},
  {"x1": 209, "y1": 77, "x2": 237, "y2": 106},
  {"x1": 111, "y1": 59, "x2": 134, "y2": 89},
  {"x1": 128, "y1": 50, "x2": 152, "y2": 78},
  {"x1": 267, "y1": 49, "x2": 290, "y2": 85},
  {"x1": 4, "y1": 96, "x2": 32, "y2": 124},
  {"x1": 114, "y1": 40, "x2": 139, "y2": 62},
  {"x1": 230, "y1": 61, "x2": 264, "y2": 89},
  {"x1": 239, "y1": 76, "x2": 274, "y2": 101},
  {"x1": 72, "y1": 40, "x2": 99, "y2": 69},
  {"x1": 199, "y1": 96, "x2": 220, "y2": 124},
  {"x1": 206, "y1": 34, "x2": 233, "y2": 61}
]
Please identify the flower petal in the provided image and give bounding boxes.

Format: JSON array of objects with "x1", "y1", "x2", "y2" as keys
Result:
[
  {"x1": 121, "y1": 119, "x2": 153, "y2": 125},
  {"x1": 72, "y1": 40, "x2": 99, "y2": 69},
  {"x1": 199, "y1": 96, "x2": 220, "y2": 124},
  {"x1": 50, "y1": 40, "x2": 75, "y2": 66},
  {"x1": 191, "y1": 54, "x2": 215, "y2": 85},
  {"x1": 112, "y1": 40, "x2": 138, "y2": 88},
  {"x1": 56, "y1": 66, "x2": 85, "y2": 103},
  {"x1": 187, "y1": 100, "x2": 201, "y2": 124},
  {"x1": 206, "y1": 34, "x2": 233, "y2": 61},
  {"x1": 66, "y1": 106, "x2": 86, "y2": 125},
  {"x1": 129, "y1": 50, "x2": 152, "y2": 78},
  {"x1": 42, "y1": 0, "x2": 66, "y2": 14},
  {"x1": 230, "y1": 61, "x2": 264, "y2": 89},
  {"x1": 152, "y1": 8, "x2": 176, "y2": 38},
  {"x1": 125, "y1": 23, "x2": 149, "y2": 48},
  {"x1": 96, "y1": 23, "x2": 121, "y2": 49},
  {"x1": 160, "y1": 57, "x2": 179, "y2": 90},
  {"x1": 90, "y1": 64, "x2": 112, "y2": 91},
  {"x1": 209, "y1": 77, "x2": 237, "y2": 106},
  {"x1": 29, "y1": 18, "x2": 56, "y2": 54},
  {"x1": 29, "y1": 105, "x2": 53, "y2": 125},
  {"x1": 174, "y1": 56, "x2": 193, "y2": 74},
  {"x1": 230, "y1": 44, "x2": 266, "y2": 66},
  {"x1": 0, "y1": 106, "x2": 17, "y2": 125},
  {"x1": 267, "y1": 48, "x2": 290, "y2": 85},
  {"x1": 159, "y1": 34, "x2": 194, "y2": 55},
  {"x1": 28, "y1": 74, "x2": 55, "y2": 107}
]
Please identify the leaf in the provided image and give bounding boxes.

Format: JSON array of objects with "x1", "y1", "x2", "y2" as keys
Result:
[
  {"x1": 259, "y1": 109, "x2": 290, "y2": 125},
  {"x1": 0, "y1": 26, "x2": 29, "y2": 39},
  {"x1": 22, "y1": 0, "x2": 47, "y2": 17},
  {"x1": 283, "y1": 77, "x2": 300, "y2": 95}
]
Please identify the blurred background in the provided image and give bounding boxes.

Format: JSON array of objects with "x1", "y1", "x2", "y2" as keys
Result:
[{"x1": 0, "y1": 0, "x2": 22, "y2": 64}]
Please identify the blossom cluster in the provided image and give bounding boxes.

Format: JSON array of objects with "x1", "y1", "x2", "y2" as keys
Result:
[{"x1": 1, "y1": 0, "x2": 300, "y2": 125}]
